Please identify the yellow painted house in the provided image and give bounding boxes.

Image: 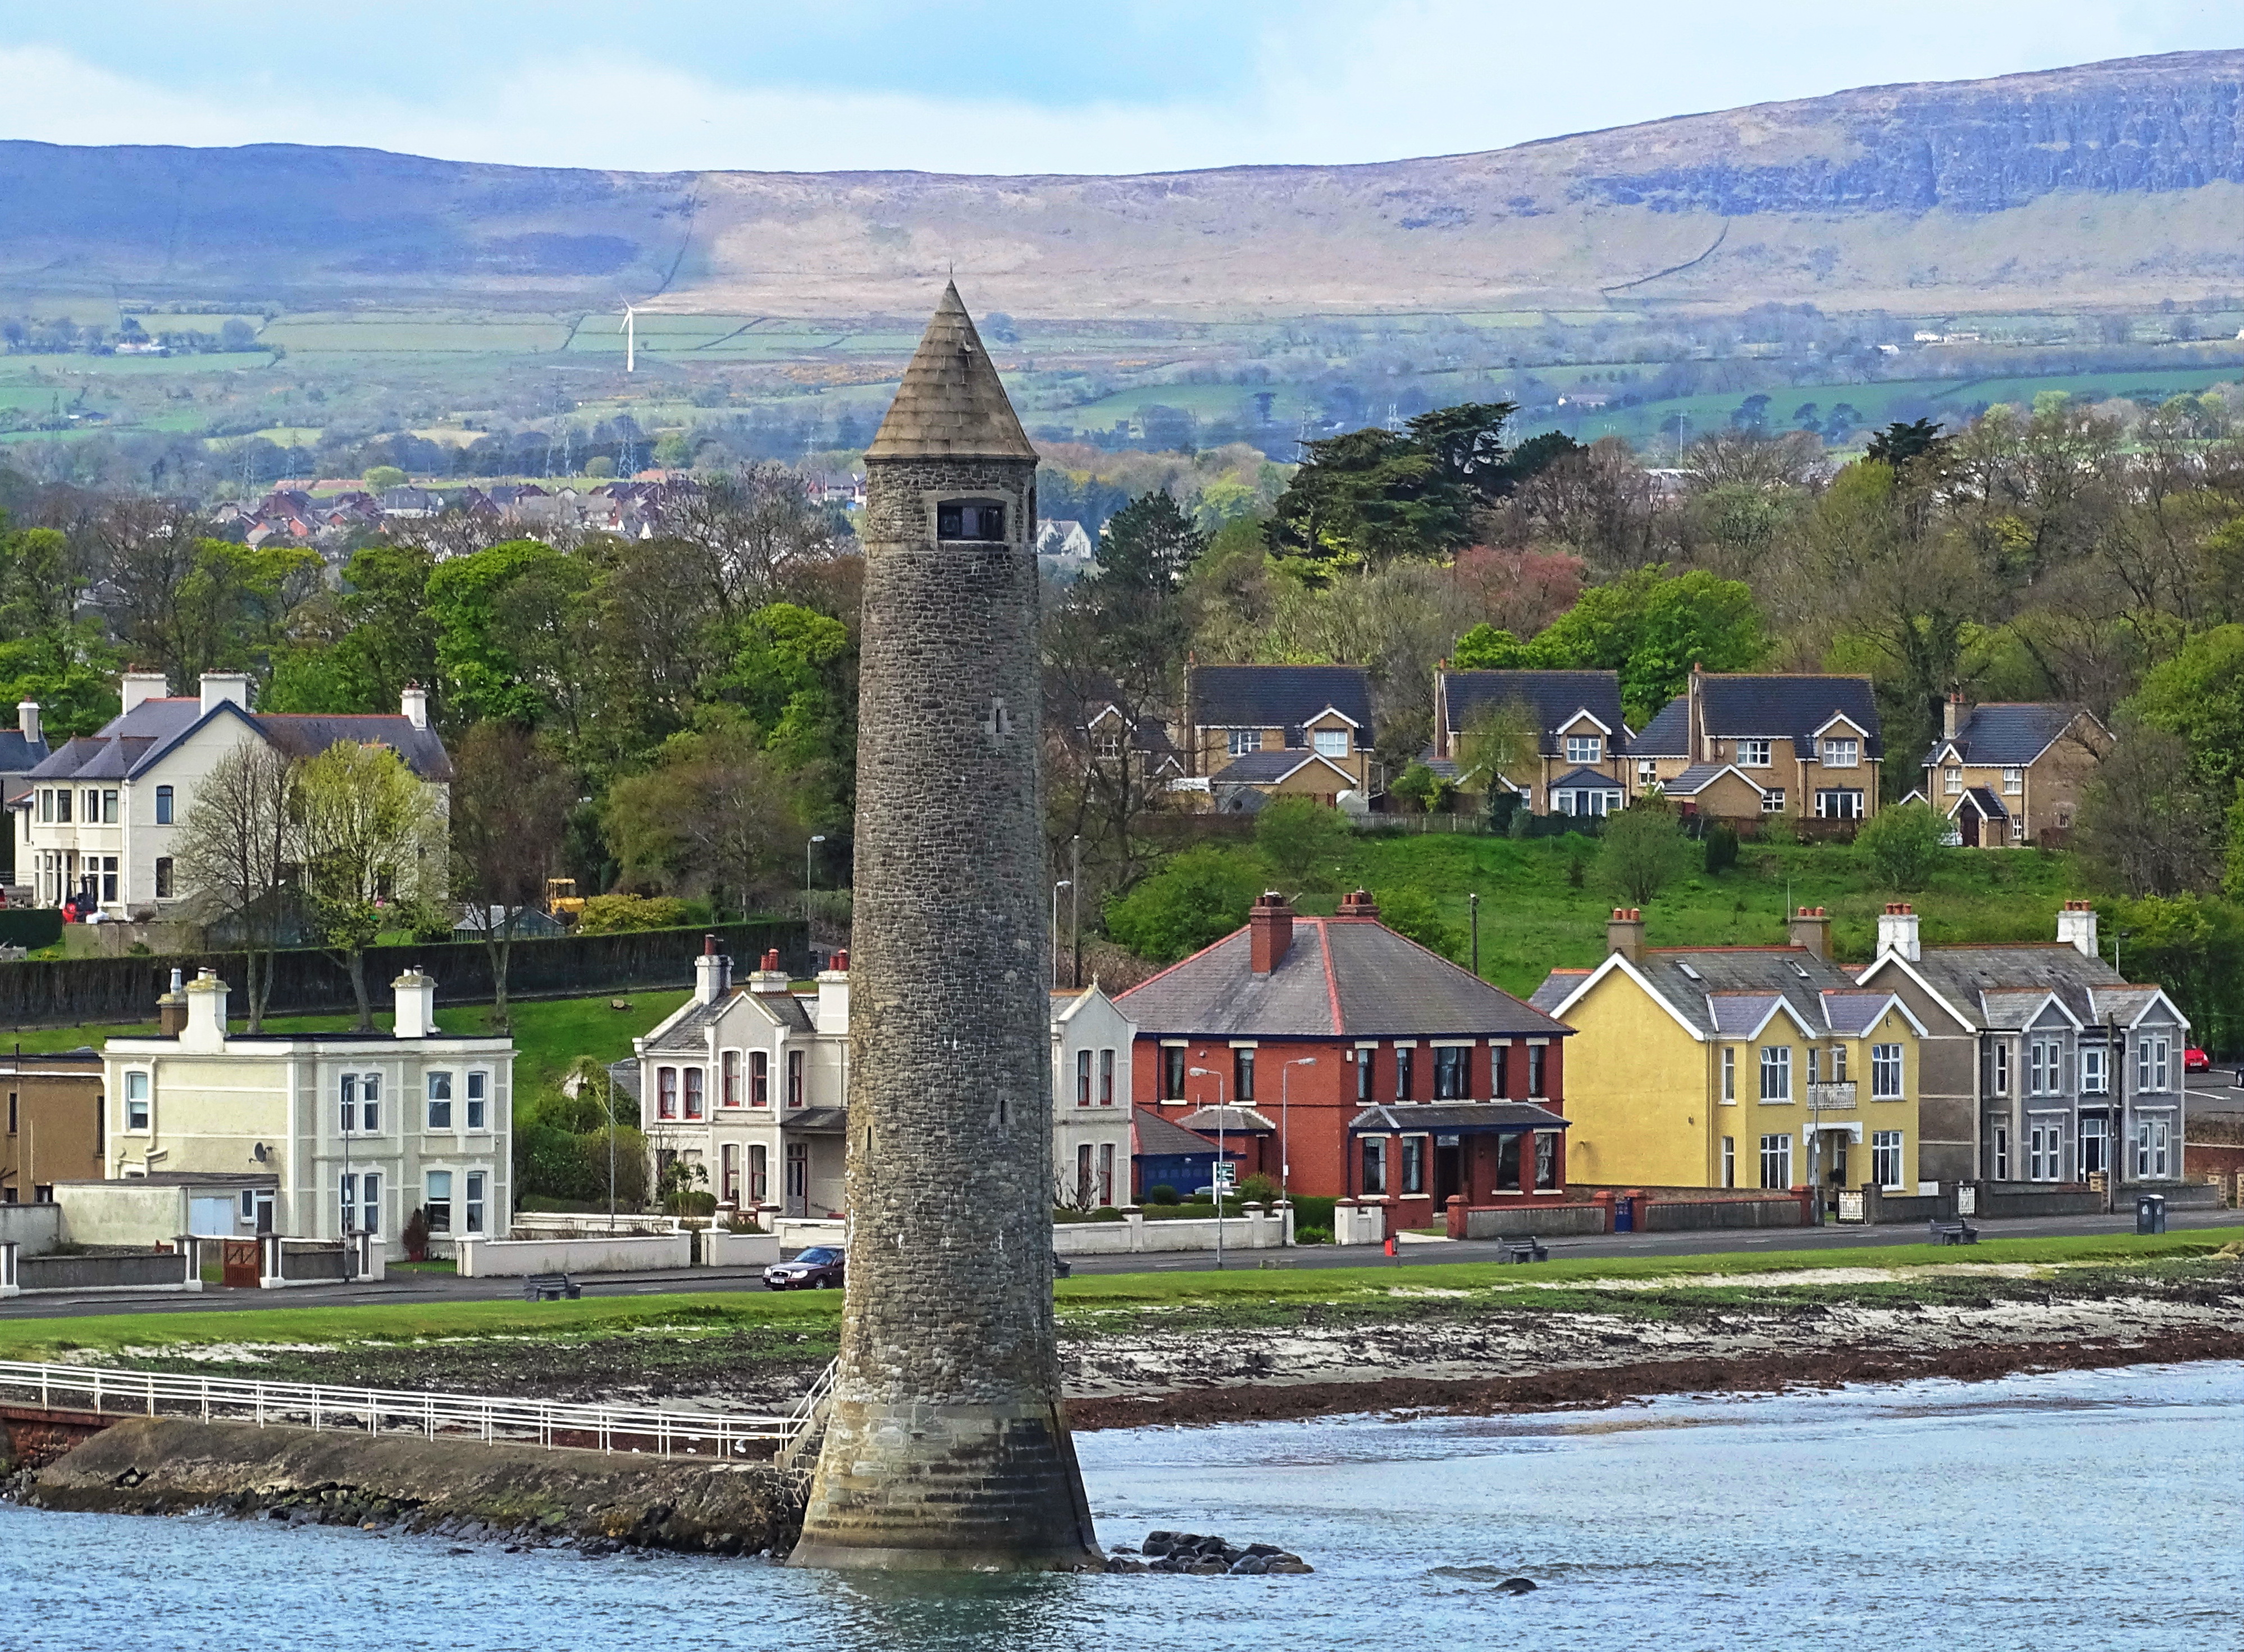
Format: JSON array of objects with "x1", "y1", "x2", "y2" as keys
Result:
[{"x1": 1530, "y1": 909, "x2": 1930, "y2": 1198}]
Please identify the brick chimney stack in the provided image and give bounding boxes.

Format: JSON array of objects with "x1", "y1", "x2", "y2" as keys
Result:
[
  {"x1": 1249, "y1": 891, "x2": 1295, "y2": 974},
  {"x1": 1337, "y1": 888, "x2": 1380, "y2": 920},
  {"x1": 1944, "y1": 690, "x2": 1968, "y2": 741},
  {"x1": 1607, "y1": 907, "x2": 1644, "y2": 961},
  {"x1": 1789, "y1": 905, "x2": 1831, "y2": 960}
]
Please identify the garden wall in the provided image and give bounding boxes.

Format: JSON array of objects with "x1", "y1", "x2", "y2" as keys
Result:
[{"x1": 454, "y1": 1234, "x2": 691, "y2": 1277}]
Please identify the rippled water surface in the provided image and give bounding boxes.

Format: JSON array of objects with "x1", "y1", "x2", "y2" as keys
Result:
[{"x1": 7, "y1": 1362, "x2": 2236, "y2": 1652}]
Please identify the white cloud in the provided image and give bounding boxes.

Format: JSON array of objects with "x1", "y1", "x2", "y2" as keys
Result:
[{"x1": 1, "y1": 4, "x2": 2237, "y2": 175}]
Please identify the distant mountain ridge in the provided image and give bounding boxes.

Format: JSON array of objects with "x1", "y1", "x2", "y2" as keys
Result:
[{"x1": 5, "y1": 50, "x2": 2244, "y2": 317}]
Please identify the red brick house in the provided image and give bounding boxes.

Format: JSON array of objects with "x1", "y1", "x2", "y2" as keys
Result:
[{"x1": 1114, "y1": 889, "x2": 1574, "y2": 1229}]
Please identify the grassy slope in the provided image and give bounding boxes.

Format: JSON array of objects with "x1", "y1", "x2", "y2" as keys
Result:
[
  {"x1": 1278, "y1": 832, "x2": 2083, "y2": 995},
  {"x1": 3, "y1": 1228, "x2": 2232, "y2": 1363},
  {"x1": 4, "y1": 991, "x2": 692, "y2": 1106}
]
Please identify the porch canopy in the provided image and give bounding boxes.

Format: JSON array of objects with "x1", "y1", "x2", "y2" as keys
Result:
[
  {"x1": 1176, "y1": 1105, "x2": 1277, "y2": 1135},
  {"x1": 781, "y1": 1107, "x2": 849, "y2": 1136},
  {"x1": 1346, "y1": 1101, "x2": 1570, "y2": 1135}
]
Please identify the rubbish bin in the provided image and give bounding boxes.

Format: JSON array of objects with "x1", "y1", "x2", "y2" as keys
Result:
[{"x1": 2135, "y1": 1193, "x2": 2167, "y2": 1235}]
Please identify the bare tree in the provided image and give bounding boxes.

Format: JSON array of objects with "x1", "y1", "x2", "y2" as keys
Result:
[
  {"x1": 451, "y1": 723, "x2": 574, "y2": 1031},
  {"x1": 173, "y1": 742, "x2": 299, "y2": 1031}
]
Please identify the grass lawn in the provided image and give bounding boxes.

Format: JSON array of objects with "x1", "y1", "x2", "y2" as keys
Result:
[
  {"x1": 1279, "y1": 832, "x2": 2087, "y2": 995},
  {"x1": 3, "y1": 989, "x2": 692, "y2": 1103},
  {"x1": 3, "y1": 1227, "x2": 2231, "y2": 1363}
]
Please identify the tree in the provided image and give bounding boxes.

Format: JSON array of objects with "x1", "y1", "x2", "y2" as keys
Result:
[
  {"x1": 2074, "y1": 729, "x2": 2220, "y2": 897},
  {"x1": 295, "y1": 742, "x2": 445, "y2": 1029},
  {"x1": 2130, "y1": 624, "x2": 2244, "y2": 795},
  {"x1": 363, "y1": 464, "x2": 408, "y2": 491},
  {"x1": 1104, "y1": 848, "x2": 1262, "y2": 964},
  {"x1": 1265, "y1": 403, "x2": 1516, "y2": 576},
  {"x1": 450, "y1": 723, "x2": 574, "y2": 1030},
  {"x1": 173, "y1": 741, "x2": 299, "y2": 1030},
  {"x1": 1375, "y1": 886, "x2": 1461, "y2": 957},
  {"x1": 1866, "y1": 418, "x2": 1948, "y2": 469},
  {"x1": 1255, "y1": 797, "x2": 1352, "y2": 888},
  {"x1": 1602, "y1": 797, "x2": 1688, "y2": 905},
  {"x1": 1453, "y1": 695, "x2": 1543, "y2": 795},
  {"x1": 1855, "y1": 801, "x2": 1951, "y2": 893},
  {"x1": 426, "y1": 539, "x2": 592, "y2": 733},
  {"x1": 603, "y1": 722, "x2": 800, "y2": 917}
]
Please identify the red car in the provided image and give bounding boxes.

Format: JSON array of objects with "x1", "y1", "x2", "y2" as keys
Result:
[{"x1": 2185, "y1": 1047, "x2": 2212, "y2": 1073}]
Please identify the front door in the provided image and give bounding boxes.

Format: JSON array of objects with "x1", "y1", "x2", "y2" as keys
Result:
[
  {"x1": 1959, "y1": 809, "x2": 1981, "y2": 848},
  {"x1": 784, "y1": 1142, "x2": 809, "y2": 1217},
  {"x1": 1434, "y1": 1139, "x2": 1462, "y2": 1206}
]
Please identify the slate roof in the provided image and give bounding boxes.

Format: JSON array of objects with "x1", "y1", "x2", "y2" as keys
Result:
[
  {"x1": 864, "y1": 283, "x2": 1037, "y2": 463},
  {"x1": 1191, "y1": 664, "x2": 1375, "y2": 745},
  {"x1": 1866, "y1": 944, "x2": 2166, "y2": 1032},
  {"x1": 1176, "y1": 1105, "x2": 1276, "y2": 1134},
  {"x1": 1663, "y1": 763, "x2": 1762, "y2": 796},
  {"x1": 1210, "y1": 750, "x2": 1353, "y2": 787},
  {"x1": 1954, "y1": 786, "x2": 2009, "y2": 820},
  {"x1": 1132, "y1": 1106, "x2": 1232, "y2": 1157},
  {"x1": 1548, "y1": 765, "x2": 1624, "y2": 793},
  {"x1": 0, "y1": 727, "x2": 49, "y2": 773},
  {"x1": 781, "y1": 1106, "x2": 849, "y2": 1135},
  {"x1": 1540, "y1": 946, "x2": 1904, "y2": 1041},
  {"x1": 1346, "y1": 1101, "x2": 1570, "y2": 1134},
  {"x1": 1116, "y1": 914, "x2": 1570, "y2": 1039},
  {"x1": 606, "y1": 1059, "x2": 641, "y2": 1104},
  {"x1": 1635, "y1": 676, "x2": 1882, "y2": 758},
  {"x1": 24, "y1": 700, "x2": 453, "y2": 784},
  {"x1": 641, "y1": 996, "x2": 729, "y2": 1054},
  {"x1": 1439, "y1": 670, "x2": 1627, "y2": 756},
  {"x1": 1923, "y1": 703, "x2": 2090, "y2": 768}
]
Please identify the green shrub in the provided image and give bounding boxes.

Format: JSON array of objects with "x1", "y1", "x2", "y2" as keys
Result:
[
  {"x1": 1105, "y1": 849, "x2": 1262, "y2": 964},
  {"x1": 577, "y1": 892, "x2": 696, "y2": 934},
  {"x1": 1857, "y1": 801, "x2": 1949, "y2": 892},
  {"x1": 1235, "y1": 1172, "x2": 1281, "y2": 1205},
  {"x1": 1704, "y1": 819, "x2": 1740, "y2": 875},
  {"x1": 1292, "y1": 1225, "x2": 1333, "y2": 1245},
  {"x1": 1377, "y1": 886, "x2": 1462, "y2": 957},
  {"x1": 1144, "y1": 1183, "x2": 1180, "y2": 1205},
  {"x1": 1255, "y1": 797, "x2": 1353, "y2": 887},
  {"x1": 1285, "y1": 1193, "x2": 1337, "y2": 1233}
]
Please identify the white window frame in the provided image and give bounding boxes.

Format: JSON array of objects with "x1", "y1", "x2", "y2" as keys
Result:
[
  {"x1": 1312, "y1": 728, "x2": 1350, "y2": 759},
  {"x1": 426, "y1": 1070, "x2": 454, "y2": 1131},
  {"x1": 1565, "y1": 734, "x2": 1602, "y2": 765},
  {"x1": 1821, "y1": 737, "x2": 1859, "y2": 768},
  {"x1": 2134, "y1": 1115, "x2": 2170, "y2": 1179},
  {"x1": 2028, "y1": 1037, "x2": 2059, "y2": 1096},
  {"x1": 1099, "y1": 1047, "x2": 1116, "y2": 1106},
  {"x1": 1738, "y1": 738, "x2": 1772, "y2": 768},
  {"x1": 1075, "y1": 1048, "x2": 1092, "y2": 1107},
  {"x1": 1815, "y1": 789, "x2": 1864, "y2": 820},
  {"x1": 464, "y1": 1171, "x2": 487, "y2": 1235},
  {"x1": 1761, "y1": 788, "x2": 1786, "y2": 814},
  {"x1": 466, "y1": 1070, "x2": 489, "y2": 1131},
  {"x1": 124, "y1": 1070, "x2": 151, "y2": 1133},
  {"x1": 424, "y1": 1169, "x2": 454, "y2": 1234},
  {"x1": 1721, "y1": 1047, "x2": 1736, "y2": 1105},
  {"x1": 1759, "y1": 1132, "x2": 1792, "y2": 1189},
  {"x1": 1991, "y1": 1042, "x2": 2010, "y2": 1097},
  {"x1": 1945, "y1": 766, "x2": 1963, "y2": 795},
  {"x1": 1759, "y1": 1045, "x2": 1792, "y2": 1103},
  {"x1": 1638, "y1": 759, "x2": 1659, "y2": 785},
  {"x1": 1871, "y1": 1130, "x2": 1904, "y2": 1191},
  {"x1": 1721, "y1": 1135, "x2": 1735, "y2": 1188},
  {"x1": 2136, "y1": 1036, "x2": 2170, "y2": 1093},
  {"x1": 1871, "y1": 1043, "x2": 1903, "y2": 1100},
  {"x1": 2002, "y1": 765, "x2": 2023, "y2": 795},
  {"x1": 2079, "y1": 1045, "x2": 2106, "y2": 1095},
  {"x1": 1227, "y1": 729, "x2": 1260, "y2": 757}
]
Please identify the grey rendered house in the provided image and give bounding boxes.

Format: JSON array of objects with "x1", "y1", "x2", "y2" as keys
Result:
[{"x1": 1854, "y1": 902, "x2": 2190, "y2": 1189}]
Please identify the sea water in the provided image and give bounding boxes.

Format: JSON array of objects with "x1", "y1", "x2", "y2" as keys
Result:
[{"x1": 3, "y1": 1361, "x2": 2236, "y2": 1652}]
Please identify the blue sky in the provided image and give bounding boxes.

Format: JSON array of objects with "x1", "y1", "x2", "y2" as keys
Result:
[{"x1": 2, "y1": 2, "x2": 2235, "y2": 173}]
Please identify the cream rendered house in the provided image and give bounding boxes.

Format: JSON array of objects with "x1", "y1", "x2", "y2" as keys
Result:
[
  {"x1": 100, "y1": 967, "x2": 513, "y2": 1257},
  {"x1": 1051, "y1": 984, "x2": 1136, "y2": 1208}
]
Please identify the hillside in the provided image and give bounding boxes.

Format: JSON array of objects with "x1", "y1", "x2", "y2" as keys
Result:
[{"x1": 7, "y1": 51, "x2": 2244, "y2": 319}]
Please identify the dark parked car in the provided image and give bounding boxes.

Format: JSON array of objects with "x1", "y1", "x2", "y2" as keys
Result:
[{"x1": 764, "y1": 1245, "x2": 845, "y2": 1290}]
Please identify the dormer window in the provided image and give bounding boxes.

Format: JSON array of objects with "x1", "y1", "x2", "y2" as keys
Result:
[
  {"x1": 1313, "y1": 728, "x2": 1350, "y2": 759},
  {"x1": 1822, "y1": 738, "x2": 1859, "y2": 768},
  {"x1": 1566, "y1": 734, "x2": 1602, "y2": 765},
  {"x1": 936, "y1": 499, "x2": 1006, "y2": 541}
]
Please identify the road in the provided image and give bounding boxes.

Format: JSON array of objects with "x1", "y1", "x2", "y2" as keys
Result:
[{"x1": 4, "y1": 1205, "x2": 2234, "y2": 1322}]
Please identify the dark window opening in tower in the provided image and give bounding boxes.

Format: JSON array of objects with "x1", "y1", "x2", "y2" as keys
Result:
[{"x1": 937, "y1": 498, "x2": 1006, "y2": 541}]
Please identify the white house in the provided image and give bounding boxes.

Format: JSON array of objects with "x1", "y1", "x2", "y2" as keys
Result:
[
  {"x1": 16, "y1": 670, "x2": 451, "y2": 918},
  {"x1": 99, "y1": 966, "x2": 514, "y2": 1258},
  {"x1": 628, "y1": 942, "x2": 1135, "y2": 1220}
]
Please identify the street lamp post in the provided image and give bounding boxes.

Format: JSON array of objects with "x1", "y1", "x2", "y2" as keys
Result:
[
  {"x1": 804, "y1": 835, "x2": 827, "y2": 924},
  {"x1": 1280, "y1": 1057, "x2": 1316, "y2": 1244},
  {"x1": 1189, "y1": 1066, "x2": 1228, "y2": 1270},
  {"x1": 1051, "y1": 880, "x2": 1072, "y2": 988},
  {"x1": 1469, "y1": 892, "x2": 1480, "y2": 979}
]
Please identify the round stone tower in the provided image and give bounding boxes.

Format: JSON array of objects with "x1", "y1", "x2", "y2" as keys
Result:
[{"x1": 786, "y1": 285, "x2": 1101, "y2": 1572}]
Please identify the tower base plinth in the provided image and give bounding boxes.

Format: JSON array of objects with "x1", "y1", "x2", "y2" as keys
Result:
[{"x1": 786, "y1": 1397, "x2": 1103, "y2": 1572}]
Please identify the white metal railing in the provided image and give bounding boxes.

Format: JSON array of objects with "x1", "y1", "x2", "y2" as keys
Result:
[
  {"x1": 0, "y1": 1360, "x2": 800, "y2": 1460},
  {"x1": 1808, "y1": 1082, "x2": 1858, "y2": 1110},
  {"x1": 774, "y1": 1359, "x2": 838, "y2": 1485}
]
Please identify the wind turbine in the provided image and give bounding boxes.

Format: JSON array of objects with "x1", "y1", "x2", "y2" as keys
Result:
[{"x1": 618, "y1": 304, "x2": 636, "y2": 373}]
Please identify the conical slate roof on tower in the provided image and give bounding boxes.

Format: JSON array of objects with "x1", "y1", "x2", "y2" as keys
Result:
[{"x1": 865, "y1": 282, "x2": 1038, "y2": 462}]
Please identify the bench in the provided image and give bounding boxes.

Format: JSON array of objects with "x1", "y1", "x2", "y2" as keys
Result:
[
  {"x1": 523, "y1": 1272, "x2": 582, "y2": 1300},
  {"x1": 1928, "y1": 1219, "x2": 1978, "y2": 1246},
  {"x1": 1497, "y1": 1233, "x2": 1548, "y2": 1263}
]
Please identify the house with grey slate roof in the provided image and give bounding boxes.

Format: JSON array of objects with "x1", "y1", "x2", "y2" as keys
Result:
[
  {"x1": 1922, "y1": 693, "x2": 2110, "y2": 847},
  {"x1": 1115, "y1": 889, "x2": 1573, "y2": 1228},
  {"x1": 1854, "y1": 901, "x2": 2190, "y2": 1191},
  {"x1": 15, "y1": 670, "x2": 450, "y2": 918},
  {"x1": 1175, "y1": 661, "x2": 1376, "y2": 809},
  {"x1": 1634, "y1": 665, "x2": 1882, "y2": 825},
  {"x1": 0, "y1": 698, "x2": 51, "y2": 887},
  {"x1": 1429, "y1": 667, "x2": 1630, "y2": 815}
]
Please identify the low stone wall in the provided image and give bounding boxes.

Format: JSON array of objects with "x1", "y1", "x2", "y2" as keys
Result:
[
  {"x1": 0, "y1": 1204, "x2": 61, "y2": 1257},
  {"x1": 772, "y1": 1219, "x2": 847, "y2": 1253},
  {"x1": 1640, "y1": 1197, "x2": 1807, "y2": 1231},
  {"x1": 19, "y1": 1416, "x2": 798, "y2": 1557},
  {"x1": 16, "y1": 1252, "x2": 195, "y2": 1292},
  {"x1": 453, "y1": 1234, "x2": 691, "y2": 1277},
  {"x1": 1458, "y1": 1204, "x2": 1609, "y2": 1239},
  {"x1": 702, "y1": 1230, "x2": 781, "y2": 1268},
  {"x1": 1052, "y1": 1206, "x2": 1293, "y2": 1255},
  {"x1": 508, "y1": 1213, "x2": 683, "y2": 1240},
  {"x1": 277, "y1": 1244, "x2": 352, "y2": 1283}
]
